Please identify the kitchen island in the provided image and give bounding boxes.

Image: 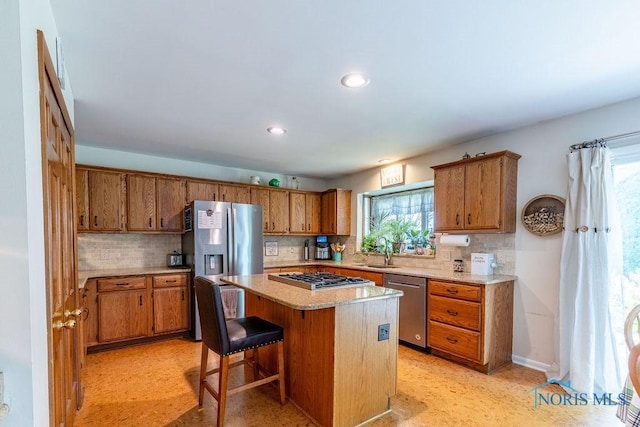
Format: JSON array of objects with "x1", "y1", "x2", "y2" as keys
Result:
[{"x1": 220, "y1": 273, "x2": 402, "y2": 427}]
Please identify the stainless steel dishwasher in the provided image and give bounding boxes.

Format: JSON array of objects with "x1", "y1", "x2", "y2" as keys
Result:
[{"x1": 384, "y1": 273, "x2": 427, "y2": 349}]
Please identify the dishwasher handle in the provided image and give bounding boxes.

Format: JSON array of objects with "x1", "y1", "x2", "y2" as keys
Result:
[{"x1": 386, "y1": 281, "x2": 422, "y2": 289}]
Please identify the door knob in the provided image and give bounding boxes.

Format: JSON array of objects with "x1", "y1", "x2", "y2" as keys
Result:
[
  {"x1": 53, "y1": 319, "x2": 77, "y2": 330},
  {"x1": 64, "y1": 308, "x2": 82, "y2": 317}
]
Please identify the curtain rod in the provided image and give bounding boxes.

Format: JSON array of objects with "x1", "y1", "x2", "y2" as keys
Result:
[{"x1": 570, "y1": 130, "x2": 640, "y2": 152}]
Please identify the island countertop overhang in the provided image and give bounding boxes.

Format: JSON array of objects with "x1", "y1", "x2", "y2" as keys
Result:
[{"x1": 220, "y1": 273, "x2": 402, "y2": 311}]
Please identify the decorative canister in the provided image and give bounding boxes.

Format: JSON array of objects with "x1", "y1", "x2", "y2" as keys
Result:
[{"x1": 453, "y1": 259, "x2": 464, "y2": 272}]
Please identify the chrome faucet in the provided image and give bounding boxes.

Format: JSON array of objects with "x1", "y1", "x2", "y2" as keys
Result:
[{"x1": 378, "y1": 236, "x2": 392, "y2": 266}]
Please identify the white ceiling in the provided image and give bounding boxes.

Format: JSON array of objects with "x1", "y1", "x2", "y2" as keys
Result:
[{"x1": 51, "y1": 1, "x2": 640, "y2": 179}]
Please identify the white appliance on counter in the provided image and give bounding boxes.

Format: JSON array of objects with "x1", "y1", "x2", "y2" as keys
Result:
[
  {"x1": 471, "y1": 253, "x2": 496, "y2": 275},
  {"x1": 182, "y1": 200, "x2": 264, "y2": 340}
]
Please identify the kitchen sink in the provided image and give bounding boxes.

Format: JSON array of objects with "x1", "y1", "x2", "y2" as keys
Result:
[{"x1": 365, "y1": 264, "x2": 400, "y2": 269}]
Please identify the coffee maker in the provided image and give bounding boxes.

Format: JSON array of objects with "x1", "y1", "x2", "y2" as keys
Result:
[{"x1": 315, "y1": 235, "x2": 331, "y2": 260}]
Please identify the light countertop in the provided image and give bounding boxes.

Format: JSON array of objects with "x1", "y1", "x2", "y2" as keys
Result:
[
  {"x1": 263, "y1": 260, "x2": 517, "y2": 285},
  {"x1": 220, "y1": 273, "x2": 402, "y2": 311},
  {"x1": 78, "y1": 267, "x2": 191, "y2": 289}
]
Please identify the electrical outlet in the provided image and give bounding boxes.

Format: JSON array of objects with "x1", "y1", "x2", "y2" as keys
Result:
[
  {"x1": 290, "y1": 247, "x2": 295, "y2": 254},
  {"x1": 378, "y1": 323, "x2": 390, "y2": 341},
  {"x1": 496, "y1": 252, "x2": 506, "y2": 265}
]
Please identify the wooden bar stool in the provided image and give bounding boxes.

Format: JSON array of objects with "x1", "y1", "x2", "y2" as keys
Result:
[{"x1": 194, "y1": 277, "x2": 285, "y2": 426}]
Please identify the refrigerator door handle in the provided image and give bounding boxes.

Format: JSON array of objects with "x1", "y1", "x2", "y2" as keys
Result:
[{"x1": 227, "y1": 206, "x2": 234, "y2": 276}]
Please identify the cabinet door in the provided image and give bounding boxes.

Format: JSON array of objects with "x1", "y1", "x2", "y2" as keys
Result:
[
  {"x1": 89, "y1": 170, "x2": 123, "y2": 231},
  {"x1": 186, "y1": 180, "x2": 218, "y2": 203},
  {"x1": 320, "y1": 189, "x2": 351, "y2": 235},
  {"x1": 464, "y1": 157, "x2": 502, "y2": 230},
  {"x1": 76, "y1": 168, "x2": 89, "y2": 231},
  {"x1": 321, "y1": 191, "x2": 336, "y2": 234},
  {"x1": 153, "y1": 287, "x2": 190, "y2": 334},
  {"x1": 433, "y1": 165, "x2": 465, "y2": 232},
  {"x1": 250, "y1": 187, "x2": 270, "y2": 232},
  {"x1": 289, "y1": 192, "x2": 306, "y2": 233},
  {"x1": 269, "y1": 189, "x2": 289, "y2": 233},
  {"x1": 157, "y1": 177, "x2": 186, "y2": 231},
  {"x1": 83, "y1": 279, "x2": 98, "y2": 348},
  {"x1": 127, "y1": 174, "x2": 156, "y2": 231},
  {"x1": 305, "y1": 193, "x2": 321, "y2": 234},
  {"x1": 220, "y1": 183, "x2": 250, "y2": 203},
  {"x1": 98, "y1": 291, "x2": 149, "y2": 342}
]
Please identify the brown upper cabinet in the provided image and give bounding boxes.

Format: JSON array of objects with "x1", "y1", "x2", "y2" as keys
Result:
[
  {"x1": 127, "y1": 174, "x2": 185, "y2": 232},
  {"x1": 76, "y1": 167, "x2": 124, "y2": 232},
  {"x1": 186, "y1": 180, "x2": 219, "y2": 203},
  {"x1": 432, "y1": 150, "x2": 521, "y2": 233},
  {"x1": 251, "y1": 187, "x2": 289, "y2": 234},
  {"x1": 290, "y1": 191, "x2": 321, "y2": 234},
  {"x1": 76, "y1": 164, "x2": 352, "y2": 236},
  {"x1": 219, "y1": 183, "x2": 250, "y2": 203},
  {"x1": 305, "y1": 192, "x2": 322, "y2": 234},
  {"x1": 321, "y1": 189, "x2": 351, "y2": 235}
]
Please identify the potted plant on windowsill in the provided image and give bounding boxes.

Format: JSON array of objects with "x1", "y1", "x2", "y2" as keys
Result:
[
  {"x1": 407, "y1": 228, "x2": 430, "y2": 255},
  {"x1": 382, "y1": 218, "x2": 416, "y2": 254}
]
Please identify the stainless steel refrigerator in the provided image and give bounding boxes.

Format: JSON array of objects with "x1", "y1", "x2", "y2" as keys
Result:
[{"x1": 182, "y1": 200, "x2": 264, "y2": 340}]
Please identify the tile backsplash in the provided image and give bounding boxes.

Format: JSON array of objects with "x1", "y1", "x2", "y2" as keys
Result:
[
  {"x1": 78, "y1": 232, "x2": 515, "y2": 275},
  {"x1": 340, "y1": 234, "x2": 516, "y2": 275},
  {"x1": 78, "y1": 233, "x2": 181, "y2": 270}
]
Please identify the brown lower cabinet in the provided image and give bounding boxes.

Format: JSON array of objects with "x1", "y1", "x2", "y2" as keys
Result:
[
  {"x1": 83, "y1": 272, "x2": 190, "y2": 350},
  {"x1": 427, "y1": 279, "x2": 514, "y2": 373}
]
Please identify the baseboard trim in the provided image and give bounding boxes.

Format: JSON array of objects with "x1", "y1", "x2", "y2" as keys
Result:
[{"x1": 511, "y1": 355, "x2": 551, "y2": 373}]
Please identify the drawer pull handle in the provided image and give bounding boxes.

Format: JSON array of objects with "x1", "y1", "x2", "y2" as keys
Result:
[
  {"x1": 182, "y1": 290, "x2": 185, "y2": 301},
  {"x1": 116, "y1": 283, "x2": 129, "y2": 286},
  {"x1": 467, "y1": 213, "x2": 472, "y2": 225},
  {"x1": 165, "y1": 279, "x2": 177, "y2": 283},
  {"x1": 139, "y1": 295, "x2": 143, "y2": 306},
  {"x1": 446, "y1": 309, "x2": 459, "y2": 316},
  {"x1": 446, "y1": 288, "x2": 458, "y2": 294},
  {"x1": 80, "y1": 215, "x2": 84, "y2": 226},
  {"x1": 149, "y1": 217, "x2": 152, "y2": 228},
  {"x1": 455, "y1": 214, "x2": 460, "y2": 226},
  {"x1": 446, "y1": 336, "x2": 458, "y2": 344},
  {"x1": 160, "y1": 218, "x2": 164, "y2": 228},
  {"x1": 94, "y1": 215, "x2": 98, "y2": 226}
]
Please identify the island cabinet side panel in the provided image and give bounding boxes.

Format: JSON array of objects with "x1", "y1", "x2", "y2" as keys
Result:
[
  {"x1": 333, "y1": 297, "x2": 399, "y2": 426},
  {"x1": 482, "y1": 281, "x2": 514, "y2": 372},
  {"x1": 244, "y1": 292, "x2": 336, "y2": 427}
]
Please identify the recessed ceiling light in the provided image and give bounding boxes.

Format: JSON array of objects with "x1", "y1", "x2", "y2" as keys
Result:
[
  {"x1": 341, "y1": 73, "x2": 370, "y2": 88},
  {"x1": 267, "y1": 126, "x2": 287, "y2": 135},
  {"x1": 378, "y1": 159, "x2": 392, "y2": 164}
]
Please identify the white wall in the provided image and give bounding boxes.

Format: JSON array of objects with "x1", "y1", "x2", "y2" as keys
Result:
[
  {"x1": 330, "y1": 95, "x2": 640, "y2": 369},
  {"x1": 76, "y1": 145, "x2": 328, "y2": 191},
  {"x1": 0, "y1": 0, "x2": 73, "y2": 425}
]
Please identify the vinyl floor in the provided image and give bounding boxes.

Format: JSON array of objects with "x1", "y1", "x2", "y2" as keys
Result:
[{"x1": 74, "y1": 338, "x2": 621, "y2": 426}]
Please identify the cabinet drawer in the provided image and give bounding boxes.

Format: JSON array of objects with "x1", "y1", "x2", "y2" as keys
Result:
[
  {"x1": 153, "y1": 274, "x2": 187, "y2": 288},
  {"x1": 429, "y1": 294, "x2": 481, "y2": 331},
  {"x1": 429, "y1": 321, "x2": 480, "y2": 361},
  {"x1": 429, "y1": 280, "x2": 481, "y2": 302},
  {"x1": 97, "y1": 276, "x2": 146, "y2": 292}
]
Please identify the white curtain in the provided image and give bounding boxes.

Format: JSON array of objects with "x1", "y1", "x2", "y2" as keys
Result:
[{"x1": 547, "y1": 145, "x2": 622, "y2": 395}]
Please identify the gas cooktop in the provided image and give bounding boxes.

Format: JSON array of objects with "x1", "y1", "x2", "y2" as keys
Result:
[{"x1": 267, "y1": 272, "x2": 373, "y2": 290}]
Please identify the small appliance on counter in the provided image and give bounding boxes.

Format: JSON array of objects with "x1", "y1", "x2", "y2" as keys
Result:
[
  {"x1": 304, "y1": 239, "x2": 310, "y2": 261},
  {"x1": 167, "y1": 251, "x2": 185, "y2": 267},
  {"x1": 471, "y1": 253, "x2": 497, "y2": 275},
  {"x1": 315, "y1": 235, "x2": 331, "y2": 260}
]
